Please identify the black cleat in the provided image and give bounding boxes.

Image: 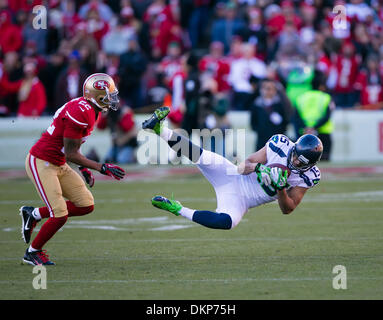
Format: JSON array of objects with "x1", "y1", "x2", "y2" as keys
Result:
[
  {"x1": 23, "y1": 248, "x2": 55, "y2": 266},
  {"x1": 142, "y1": 106, "x2": 170, "y2": 134},
  {"x1": 19, "y1": 206, "x2": 40, "y2": 244}
]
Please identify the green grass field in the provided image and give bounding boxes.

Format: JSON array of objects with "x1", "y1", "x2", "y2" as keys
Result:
[{"x1": 0, "y1": 165, "x2": 383, "y2": 300}]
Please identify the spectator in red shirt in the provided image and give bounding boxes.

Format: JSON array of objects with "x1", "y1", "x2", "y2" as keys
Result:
[
  {"x1": 84, "y1": 5, "x2": 109, "y2": 46},
  {"x1": 266, "y1": 0, "x2": 302, "y2": 39},
  {"x1": 355, "y1": 53, "x2": 383, "y2": 107},
  {"x1": 7, "y1": 0, "x2": 42, "y2": 13},
  {"x1": 153, "y1": 0, "x2": 184, "y2": 58},
  {"x1": 330, "y1": 40, "x2": 360, "y2": 108},
  {"x1": 17, "y1": 62, "x2": 47, "y2": 117},
  {"x1": 158, "y1": 41, "x2": 183, "y2": 89},
  {"x1": 0, "y1": 10, "x2": 23, "y2": 54},
  {"x1": 0, "y1": 51, "x2": 23, "y2": 114},
  {"x1": 199, "y1": 41, "x2": 230, "y2": 93}
]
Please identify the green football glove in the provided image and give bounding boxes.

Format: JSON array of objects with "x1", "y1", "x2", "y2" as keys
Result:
[
  {"x1": 270, "y1": 167, "x2": 289, "y2": 190},
  {"x1": 254, "y1": 163, "x2": 272, "y2": 187}
]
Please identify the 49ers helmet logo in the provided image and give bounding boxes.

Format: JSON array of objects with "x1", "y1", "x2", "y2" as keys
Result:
[{"x1": 93, "y1": 80, "x2": 110, "y2": 90}]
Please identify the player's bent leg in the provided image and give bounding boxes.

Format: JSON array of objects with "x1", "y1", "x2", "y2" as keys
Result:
[
  {"x1": 23, "y1": 154, "x2": 68, "y2": 244},
  {"x1": 66, "y1": 201, "x2": 94, "y2": 217},
  {"x1": 59, "y1": 164, "x2": 95, "y2": 214},
  {"x1": 192, "y1": 210, "x2": 233, "y2": 230},
  {"x1": 151, "y1": 195, "x2": 237, "y2": 230}
]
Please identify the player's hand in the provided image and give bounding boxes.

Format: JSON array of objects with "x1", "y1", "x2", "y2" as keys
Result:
[
  {"x1": 270, "y1": 167, "x2": 288, "y2": 190},
  {"x1": 100, "y1": 163, "x2": 126, "y2": 180},
  {"x1": 255, "y1": 164, "x2": 272, "y2": 187},
  {"x1": 79, "y1": 166, "x2": 95, "y2": 188}
]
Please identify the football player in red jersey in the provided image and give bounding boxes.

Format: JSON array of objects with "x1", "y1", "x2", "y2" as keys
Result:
[{"x1": 20, "y1": 73, "x2": 126, "y2": 265}]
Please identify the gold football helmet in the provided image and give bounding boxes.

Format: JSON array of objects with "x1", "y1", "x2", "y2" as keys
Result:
[{"x1": 83, "y1": 73, "x2": 120, "y2": 111}]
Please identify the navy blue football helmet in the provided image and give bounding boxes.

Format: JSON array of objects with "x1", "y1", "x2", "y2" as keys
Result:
[{"x1": 287, "y1": 134, "x2": 323, "y2": 172}]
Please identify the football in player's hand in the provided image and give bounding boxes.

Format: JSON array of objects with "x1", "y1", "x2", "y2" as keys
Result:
[{"x1": 268, "y1": 164, "x2": 291, "y2": 177}]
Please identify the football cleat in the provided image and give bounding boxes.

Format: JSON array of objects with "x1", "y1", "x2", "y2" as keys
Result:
[
  {"x1": 142, "y1": 106, "x2": 170, "y2": 135},
  {"x1": 23, "y1": 248, "x2": 55, "y2": 266},
  {"x1": 151, "y1": 195, "x2": 182, "y2": 216},
  {"x1": 19, "y1": 206, "x2": 40, "y2": 244}
]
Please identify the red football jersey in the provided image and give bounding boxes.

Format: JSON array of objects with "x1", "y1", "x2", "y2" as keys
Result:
[
  {"x1": 199, "y1": 55, "x2": 230, "y2": 93},
  {"x1": 30, "y1": 97, "x2": 98, "y2": 166}
]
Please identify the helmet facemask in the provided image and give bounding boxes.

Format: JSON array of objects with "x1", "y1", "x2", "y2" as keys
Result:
[
  {"x1": 287, "y1": 146, "x2": 315, "y2": 173},
  {"x1": 101, "y1": 87, "x2": 120, "y2": 111}
]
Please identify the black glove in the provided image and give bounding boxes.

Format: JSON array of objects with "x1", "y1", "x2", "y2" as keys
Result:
[
  {"x1": 79, "y1": 166, "x2": 95, "y2": 187},
  {"x1": 100, "y1": 163, "x2": 126, "y2": 180}
]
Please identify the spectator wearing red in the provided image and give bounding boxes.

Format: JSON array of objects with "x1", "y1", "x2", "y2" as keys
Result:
[
  {"x1": 354, "y1": 54, "x2": 383, "y2": 107},
  {"x1": 0, "y1": 10, "x2": 23, "y2": 54},
  {"x1": 61, "y1": 0, "x2": 82, "y2": 39},
  {"x1": 7, "y1": 0, "x2": 42, "y2": 14},
  {"x1": 142, "y1": 0, "x2": 166, "y2": 59},
  {"x1": 330, "y1": 40, "x2": 360, "y2": 108},
  {"x1": 166, "y1": 64, "x2": 187, "y2": 127},
  {"x1": 83, "y1": 4, "x2": 109, "y2": 46},
  {"x1": 153, "y1": 0, "x2": 184, "y2": 58},
  {"x1": 17, "y1": 62, "x2": 47, "y2": 117},
  {"x1": 158, "y1": 41, "x2": 183, "y2": 89},
  {"x1": 199, "y1": 41, "x2": 230, "y2": 93},
  {"x1": 266, "y1": 0, "x2": 302, "y2": 39},
  {"x1": 0, "y1": 51, "x2": 23, "y2": 114}
]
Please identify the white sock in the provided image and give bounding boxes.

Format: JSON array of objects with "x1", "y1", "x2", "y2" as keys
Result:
[
  {"x1": 32, "y1": 208, "x2": 42, "y2": 220},
  {"x1": 28, "y1": 245, "x2": 39, "y2": 253},
  {"x1": 160, "y1": 127, "x2": 173, "y2": 142},
  {"x1": 179, "y1": 207, "x2": 195, "y2": 221}
]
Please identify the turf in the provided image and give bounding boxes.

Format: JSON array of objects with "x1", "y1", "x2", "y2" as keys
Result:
[{"x1": 0, "y1": 166, "x2": 383, "y2": 300}]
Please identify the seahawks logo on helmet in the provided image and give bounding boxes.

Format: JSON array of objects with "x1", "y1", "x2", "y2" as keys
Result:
[{"x1": 288, "y1": 134, "x2": 323, "y2": 173}]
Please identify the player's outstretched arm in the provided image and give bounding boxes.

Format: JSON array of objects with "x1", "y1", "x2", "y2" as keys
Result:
[
  {"x1": 238, "y1": 146, "x2": 267, "y2": 175},
  {"x1": 277, "y1": 186, "x2": 307, "y2": 215},
  {"x1": 64, "y1": 138, "x2": 126, "y2": 181}
]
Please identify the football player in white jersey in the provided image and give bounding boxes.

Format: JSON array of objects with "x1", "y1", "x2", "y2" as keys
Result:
[{"x1": 143, "y1": 107, "x2": 323, "y2": 230}]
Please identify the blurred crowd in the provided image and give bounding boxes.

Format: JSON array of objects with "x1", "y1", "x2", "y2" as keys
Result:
[{"x1": 1, "y1": 0, "x2": 383, "y2": 162}]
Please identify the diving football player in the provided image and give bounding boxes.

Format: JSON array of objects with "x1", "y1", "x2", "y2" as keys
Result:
[{"x1": 143, "y1": 107, "x2": 322, "y2": 230}]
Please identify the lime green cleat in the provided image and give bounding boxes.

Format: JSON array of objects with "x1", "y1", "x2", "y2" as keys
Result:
[
  {"x1": 142, "y1": 106, "x2": 170, "y2": 135},
  {"x1": 151, "y1": 195, "x2": 182, "y2": 216}
]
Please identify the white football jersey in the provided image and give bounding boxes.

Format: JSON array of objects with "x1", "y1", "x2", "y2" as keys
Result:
[{"x1": 238, "y1": 134, "x2": 321, "y2": 209}]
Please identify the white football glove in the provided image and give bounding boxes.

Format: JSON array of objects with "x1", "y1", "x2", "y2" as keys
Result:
[{"x1": 270, "y1": 167, "x2": 288, "y2": 190}]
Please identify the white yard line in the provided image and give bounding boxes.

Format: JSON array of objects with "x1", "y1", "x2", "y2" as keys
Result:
[{"x1": 0, "y1": 277, "x2": 382, "y2": 285}]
